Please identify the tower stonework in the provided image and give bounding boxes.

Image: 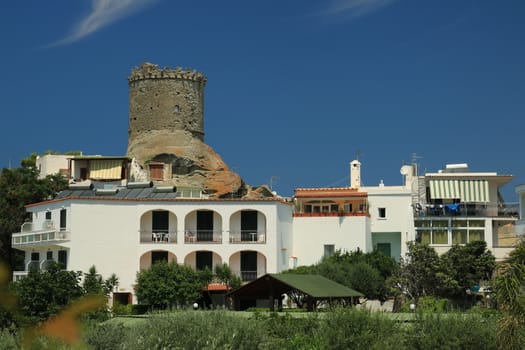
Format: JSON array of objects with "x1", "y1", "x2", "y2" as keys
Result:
[
  {"x1": 127, "y1": 62, "x2": 207, "y2": 152},
  {"x1": 124, "y1": 62, "x2": 271, "y2": 199}
]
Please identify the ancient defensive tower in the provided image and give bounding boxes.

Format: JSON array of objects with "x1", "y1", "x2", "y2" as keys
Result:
[{"x1": 127, "y1": 62, "x2": 207, "y2": 153}]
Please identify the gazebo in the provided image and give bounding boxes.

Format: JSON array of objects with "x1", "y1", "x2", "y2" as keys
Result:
[{"x1": 226, "y1": 273, "x2": 364, "y2": 311}]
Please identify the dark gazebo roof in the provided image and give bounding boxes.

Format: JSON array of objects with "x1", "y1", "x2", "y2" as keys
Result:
[{"x1": 226, "y1": 273, "x2": 363, "y2": 311}]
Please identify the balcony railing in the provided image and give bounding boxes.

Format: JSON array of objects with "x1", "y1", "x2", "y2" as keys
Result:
[
  {"x1": 293, "y1": 211, "x2": 369, "y2": 217},
  {"x1": 184, "y1": 230, "x2": 222, "y2": 244},
  {"x1": 414, "y1": 202, "x2": 519, "y2": 218},
  {"x1": 240, "y1": 270, "x2": 258, "y2": 282},
  {"x1": 229, "y1": 230, "x2": 266, "y2": 243},
  {"x1": 140, "y1": 230, "x2": 177, "y2": 244},
  {"x1": 12, "y1": 230, "x2": 70, "y2": 246}
]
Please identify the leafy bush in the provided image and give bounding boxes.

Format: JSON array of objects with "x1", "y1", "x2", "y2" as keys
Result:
[
  {"x1": 405, "y1": 313, "x2": 497, "y2": 350},
  {"x1": 319, "y1": 308, "x2": 406, "y2": 350},
  {"x1": 121, "y1": 311, "x2": 270, "y2": 349},
  {"x1": 84, "y1": 322, "x2": 126, "y2": 350}
]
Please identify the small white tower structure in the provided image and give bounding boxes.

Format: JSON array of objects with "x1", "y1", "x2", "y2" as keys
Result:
[{"x1": 350, "y1": 160, "x2": 361, "y2": 188}]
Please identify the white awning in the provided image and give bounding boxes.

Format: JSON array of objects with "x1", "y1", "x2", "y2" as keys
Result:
[{"x1": 429, "y1": 179, "x2": 489, "y2": 203}]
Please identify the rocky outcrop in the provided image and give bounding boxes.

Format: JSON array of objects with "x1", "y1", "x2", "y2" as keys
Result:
[{"x1": 126, "y1": 63, "x2": 274, "y2": 199}]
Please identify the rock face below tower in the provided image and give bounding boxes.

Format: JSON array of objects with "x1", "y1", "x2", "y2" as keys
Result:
[{"x1": 126, "y1": 62, "x2": 270, "y2": 199}]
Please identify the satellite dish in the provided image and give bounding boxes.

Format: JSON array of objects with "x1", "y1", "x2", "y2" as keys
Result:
[{"x1": 400, "y1": 165, "x2": 412, "y2": 176}]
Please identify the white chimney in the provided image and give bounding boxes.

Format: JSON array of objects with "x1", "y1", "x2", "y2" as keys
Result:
[{"x1": 350, "y1": 160, "x2": 361, "y2": 188}]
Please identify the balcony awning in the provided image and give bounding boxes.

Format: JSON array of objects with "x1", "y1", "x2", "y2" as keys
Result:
[
  {"x1": 429, "y1": 179, "x2": 489, "y2": 202},
  {"x1": 89, "y1": 160, "x2": 122, "y2": 180}
]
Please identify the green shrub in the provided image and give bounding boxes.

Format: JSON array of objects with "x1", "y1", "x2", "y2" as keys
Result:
[
  {"x1": 405, "y1": 313, "x2": 497, "y2": 350},
  {"x1": 84, "y1": 322, "x2": 126, "y2": 350},
  {"x1": 122, "y1": 311, "x2": 270, "y2": 349},
  {"x1": 319, "y1": 308, "x2": 406, "y2": 350},
  {"x1": 0, "y1": 329, "x2": 18, "y2": 350}
]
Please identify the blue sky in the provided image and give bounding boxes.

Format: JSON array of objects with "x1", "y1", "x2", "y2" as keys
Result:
[{"x1": 1, "y1": 0, "x2": 524, "y2": 201}]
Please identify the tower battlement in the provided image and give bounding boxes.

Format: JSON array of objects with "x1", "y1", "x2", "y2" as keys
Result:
[{"x1": 127, "y1": 62, "x2": 207, "y2": 85}]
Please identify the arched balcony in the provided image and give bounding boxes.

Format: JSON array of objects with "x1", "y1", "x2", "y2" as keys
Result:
[
  {"x1": 184, "y1": 210, "x2": 223, "y2": 244},
  {"x1": 139, "y1": 210, "x2": 177, "y2": 244},
  {"x1": 229, "y1": 210, "x2": 267, "y2": 244},
  {"x1": 139, "y1": 250, "x2": 177, "y2": 270},
  {"x1": 184, "y1": 250, "x2": 222, "y2": 271},
  {"x1": 229, "y1": 250, "x2": 267, "y2": 282}
]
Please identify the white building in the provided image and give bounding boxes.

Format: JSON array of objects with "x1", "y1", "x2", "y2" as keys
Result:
[{"x1": 11, "y1": 156, "x2": 520, "y2": 303}]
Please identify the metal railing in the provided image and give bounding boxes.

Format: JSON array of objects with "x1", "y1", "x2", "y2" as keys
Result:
[
  {"x1": 413, "y1": 202, "x2": 519, "y2": 218},
  {"x1": 184, "y1": 230, "x2": 222, "y2": 243},
  {"x1": 139, "y1": 230, "x2": 177, "y2": 243},
  {"x1": 229, "y1": 230, "x2": 266, "y2": 243},
  {"x1": 240, "y1": 270, "x2": 258, "y2": 282}
]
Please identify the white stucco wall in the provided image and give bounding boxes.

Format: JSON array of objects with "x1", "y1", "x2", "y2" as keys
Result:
[
  {"x1": 292, "y1": 216, "x2": 370, "y2": 267},
  {"x1": 20, "y1": 199, "x2": 294, "y2": 301}
]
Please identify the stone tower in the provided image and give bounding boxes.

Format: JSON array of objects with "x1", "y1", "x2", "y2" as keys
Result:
[
  {"x1": 127, "y1": 62, "x2": 206, "y2": 152},
  {"x1": 124, "y1": 62, "x2": 272, "y2": 199}
]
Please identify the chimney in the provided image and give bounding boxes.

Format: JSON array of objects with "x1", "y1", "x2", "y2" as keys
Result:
[{"x1": 350, "y1": 160, "x2": 361, "y2": 188}]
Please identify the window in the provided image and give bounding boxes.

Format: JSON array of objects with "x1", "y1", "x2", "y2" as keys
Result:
[
  {"x1": 46, "y1": 251, "x2": 53, "y2": 260},
  {"x1": 378, "y1": 207, "x2": 386, "y2": 218},
  {"x1": 58, "y1": 250, "x2": 68, "y2": 269},
  {"x1": 376, "y1": 243, "x2": 391, "y2": 257},
  {"x1": 196, "y1": 251, "x2": 213, "y2": 271},
  {"x1": 60, "y1": 209, "x2": 67, "y2": 231},
  {"x1": 324, "y1": 244, "x2": 335, "y2": 257},
  {"x1": 29, "y1": 252, "x2": 40, "y2": 271},
  {"x1": 151, "y1": 251, "x2": 168, "y2": 265},
  {"x1": 45, "y1": 211, "x2": 52, "y2": 220},
  {"x1": 240, "y1": 251, "x2": 257, "y2": 281},
  {"x1": 149, "y1": 163, "x2": 164, "y2": 180}
]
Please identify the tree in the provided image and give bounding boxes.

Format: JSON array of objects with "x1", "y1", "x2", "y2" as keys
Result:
[
  {"x1": 390, "y1": 242, "x2": 441, "y2": 303},
  {"x1": 438, "y1": 241, "x2": 495, "y2": 299},
  {"x1": 495, "y1": 237, "x2": 525, "y2": 349},
  {"x1": 0, "y1": 156, "x2": 67, "y2": 272},
  {"x1": 82, "y1": 266, "x2": 119, "y2": 321},
  {"x1": 10, "y1": 262, "x2": 83, "y2": 323},
  {"x1": 214, "y1": 263, "x2": 241, "y2": 289},
  {"x1": 135, "y1": 262, "x2": 211, "y2": 309}
]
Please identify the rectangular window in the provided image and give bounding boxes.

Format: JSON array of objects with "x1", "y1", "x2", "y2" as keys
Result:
[
  {"x1": 149, "y1": 163, "x2": 164, "y2": 181},
  {"x1": 60, "y1": 209, "x2": 67, "y2": 231},
  {"x1": 58, "y1": 250, "x2": 68, "y2": 269},
  {"x1": 45, "y1": 211, "x2": 52, "y2": 220},
  {"x1": 240, "y1": 251, "x2": 257, "y2": 281},
  {"x1": 196, "y1": 251, "x2": 213, "y2": 271},
  {"x1": 324, "y1": 244, "x2": 335, "y2": 257},
  {"x1": 29, "y1": 252, "x2": 40, "y2": 271},
  {"x1": 376, "y1": 243, "x2": 391, "y2": 257},
  {"x1": 452, "y1": 229, "x2": 468, "y2": 244},
  {"x1": 469, "y1": 230, "x2": 484, "y2": 242},
  {"x1": 241, "y1": 210, "x2": 258, "y2": 241},
  {"x1": 419, "y1": 231, "x2": 431, "y2": 245},
  {"x1": 46, "y1": 251, "x2": 53, "y2": 260},
  {"x1": 433, "y1": 229, "x2": 448, "y2": 244},
  {"x1": 378, "y1": 208, "x2": 386, "y2": 218},
  {"x1": 151, "y1": 251, "x2": 168, "y2": 265},
  {"x1": 197, "y1": 210, "x2": 214, "y2": 241}
]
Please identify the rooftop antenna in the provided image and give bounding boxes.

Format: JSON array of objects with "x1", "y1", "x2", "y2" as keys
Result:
[
  {"x1": 270, "y1": 176, "x2": 279, "y2": 191},
  {"x1": 355, "y1": 150, "x2": 362, "y2": 161},
  {"x1": 411, "y1": 153, "x2": 422, "y2": 176}
]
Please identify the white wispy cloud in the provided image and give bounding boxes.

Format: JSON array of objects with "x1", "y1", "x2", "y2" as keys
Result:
[
  {"x1": 47, "y1": 0, "x2": 158, "y2": 47},
  {"x1": 320, "y1": 0, "x2": 398, "y2": 19}
]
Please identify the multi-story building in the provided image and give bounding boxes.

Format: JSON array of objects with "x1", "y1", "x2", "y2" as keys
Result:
[{"x1": 9, "y1": 62, "x2": 522, "y2": 304}]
